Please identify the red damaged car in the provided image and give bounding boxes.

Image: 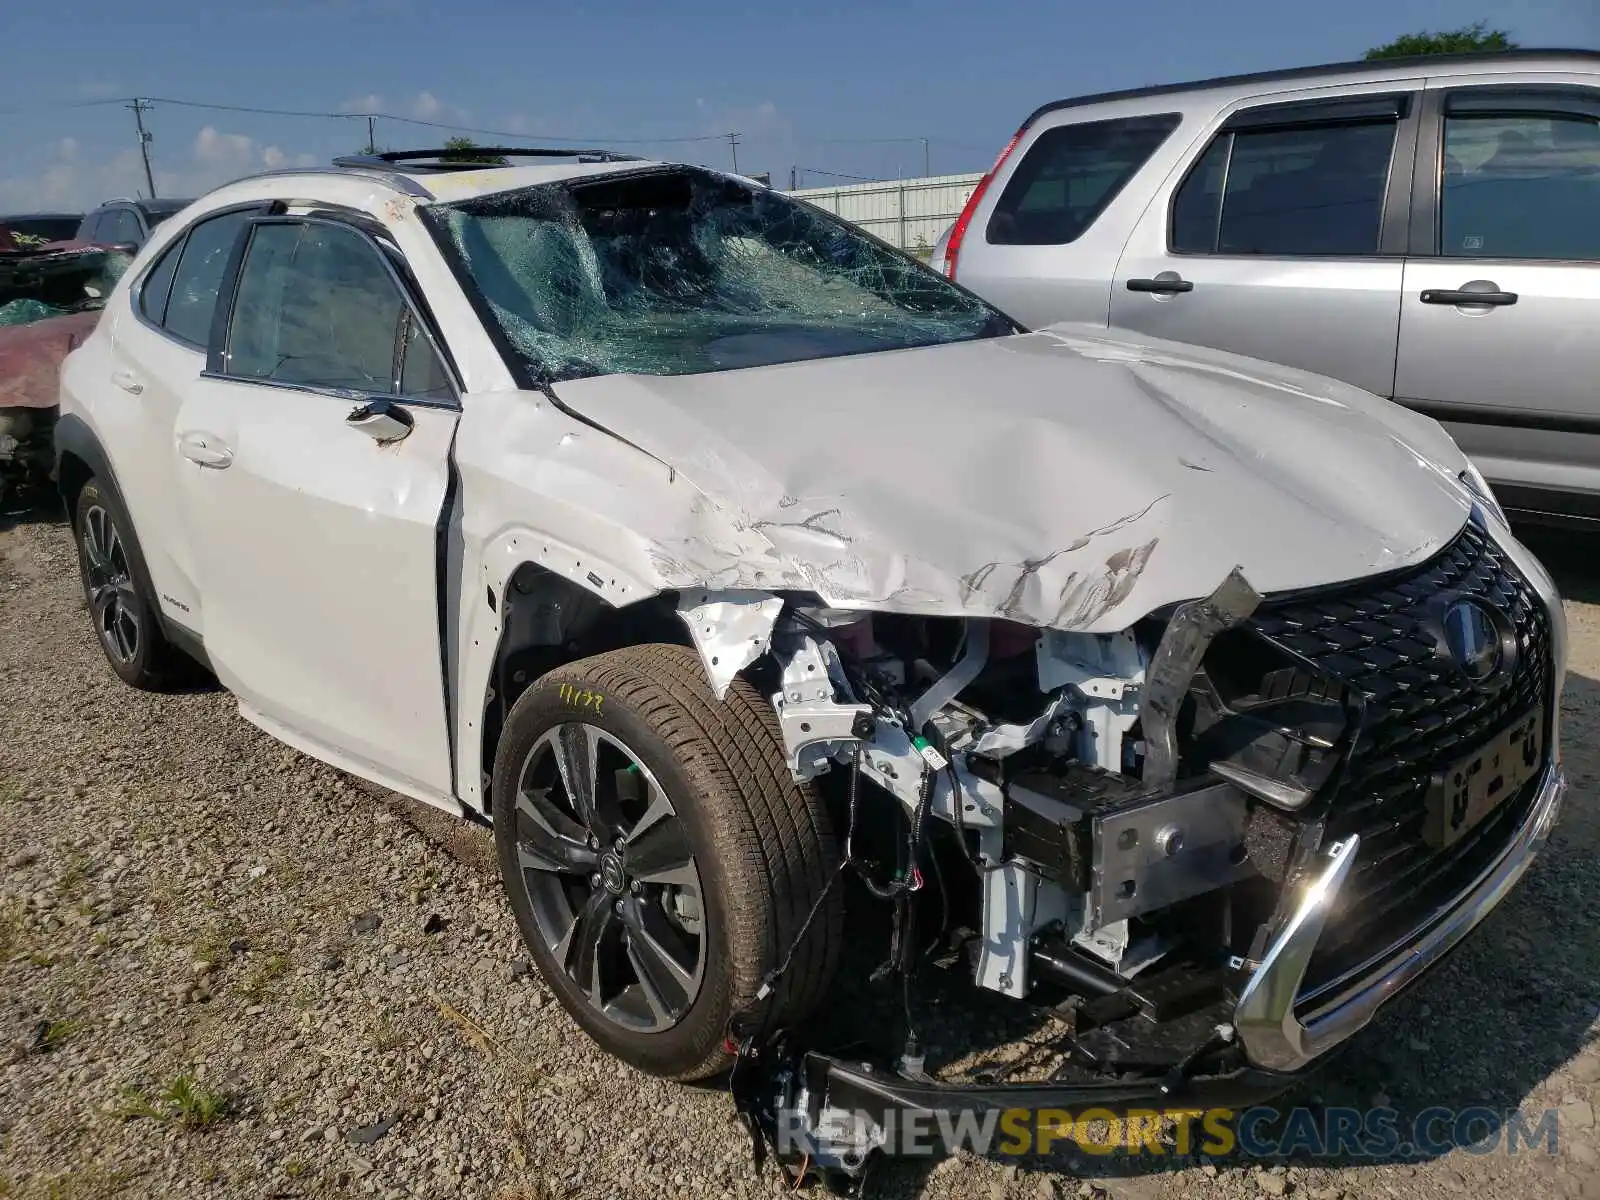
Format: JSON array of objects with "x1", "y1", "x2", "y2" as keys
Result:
[{"x1": 0, "y1": 214, "x2": 132, "y2": 504}]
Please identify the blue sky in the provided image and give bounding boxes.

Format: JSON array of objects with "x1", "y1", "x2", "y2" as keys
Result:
[{"x1": 2, "y1": 0, "x2": 1596, "y2": 210}]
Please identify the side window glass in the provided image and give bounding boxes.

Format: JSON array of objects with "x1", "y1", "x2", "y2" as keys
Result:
[
  {"x1": 76, "y1": 213, "x2": 104, "y2": 243},
  {"x1": 987, "y1": 114, "x2": 1180, "y2": 246},
  {"x1": 226, "y1": 221, "x2": 406, "y2": 393},
  {"x1": 165, "y1": 210, "x2": 253, "y2": 346},
  {"x1": 138, "y1": 238, "x2": 183, "y2": 326},
  {"x1": 1172, "y1": 120, "x2": 1397, "y2": 255},
  {"x1": 104, "y1": 209, "x2": 144, "y2": 247},
  {"x1": 399, "y1": 313, "x2": 453, "y2": 400},
  {"x1": 1441, "y1": 111, "x2": 1600, "y2": 260}
]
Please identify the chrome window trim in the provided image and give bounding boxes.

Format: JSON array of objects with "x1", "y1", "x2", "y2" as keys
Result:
[{"x1": 196, "y1": 370, "x2": 460, "y2": 412}]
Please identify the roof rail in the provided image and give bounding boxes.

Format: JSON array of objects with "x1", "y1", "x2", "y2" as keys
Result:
[
  {"x1": 1022, "y1": 47, "x2": 1600, "y2": 127},
  {"x1": 332, "y1": 147, "x2": 642, "y2": 173}
]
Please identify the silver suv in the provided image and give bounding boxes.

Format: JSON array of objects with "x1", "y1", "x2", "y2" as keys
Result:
[{"x1": 936, "y1": 49, "x2": 1600, "y2": 527}]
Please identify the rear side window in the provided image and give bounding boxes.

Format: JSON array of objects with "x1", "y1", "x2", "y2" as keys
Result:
[
  {"x1": 101, "y1": 209, "x2": 144, "y2": 247},
  {"x1": 138, "y1": 239, "x2": 182, "y2": 325},
  {"x1": 164, "y1": 210, "x2": 253, "y2": 346},
  {"x1": 987, "y1": 114, "x2": 1181, "y2": 246},
  {"x1": 1172, "y1": 118, "x2": 1398, "y2": 256},
  {"x1": 1440, "y1": 106, "x2": 1600, "y2": 260},
  {"x1": 76, "y1": 213, "x2": 104, "y2": 243}
]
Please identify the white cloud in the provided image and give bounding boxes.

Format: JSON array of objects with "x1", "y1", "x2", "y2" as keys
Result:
[
  {"x1": 74, "y1": 80, "x2": 122, "y2": 100},
  {"x1": 0, "y1": 129, "x2": 322, "y2": 211},
  {"x1": 194, "y1": 126, "x2": 258, "y2": 167},
  {"x1": 340, "y1": 93, "x2": 384, "y2": 115},
  {"x1": 411, "y1": 91, "x2": 443, "y2": 120}
]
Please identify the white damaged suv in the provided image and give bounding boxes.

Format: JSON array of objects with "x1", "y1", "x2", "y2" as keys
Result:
[{"x1": 57, "y1": 148, "x2": 1566, "y2": 1180}]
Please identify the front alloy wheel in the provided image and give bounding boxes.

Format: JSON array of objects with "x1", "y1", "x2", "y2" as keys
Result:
[
  {"x1": 492, "y1": 645, "x2": 841, "y2": 1081},
  {"x1": 511, "y1": 722, "x2": 707, "y2": 1033}
]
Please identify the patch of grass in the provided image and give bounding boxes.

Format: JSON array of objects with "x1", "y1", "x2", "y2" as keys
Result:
[
  {"x1": 0, "y1": 780, "x2": 25, "y2": 804},
  {"x1": 190, "y1": 925, "x2": 239, "y2": 972},
  {"x1": 369, "y1": 1014, "x2": 409, "y2": 1052},
  {"x1": 57, "y1": 853, "x2": 91, "y2": 899},
  {"x1": 283, "y1": 1160, "x2": 307, "y2": 1179},
  {"x1": 0, "y1": 901, "x2": 23, "y2": 960},
  {"x1": 28, "y1": 949, "x2": 58, "y2": 968},
  {"x1": 36, "y1": 1018, "x2": 82, "y2": 1052},
  {"x1": 238, "y1": 951, "x2": 290, "y2": 999},
  {"x1": 41, "y1": 1167, "x2": 132, "y2": 1200},
  {"x1": 116, "y1": 1073, "x2": 234, "y2": 1129}
]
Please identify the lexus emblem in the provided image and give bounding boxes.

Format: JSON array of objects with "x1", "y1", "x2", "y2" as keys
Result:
[{"x1": 1442, "y1": 598, "x2": 1503, "y2": 683}]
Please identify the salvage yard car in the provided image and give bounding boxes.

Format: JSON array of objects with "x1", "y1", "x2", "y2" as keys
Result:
[
  {"x1": 934, "y1": 49, "x2": 1600, "y2": 529},
  {"x1": 55, "y1": 147, "x2": 1566, "y2": 1184}
]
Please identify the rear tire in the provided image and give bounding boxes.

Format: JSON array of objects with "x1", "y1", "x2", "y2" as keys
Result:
[
  {"x1": 72, "y1": 477, "x2": 185, "y2": 690},
  {"x1": 492, "y1": 643, "x2": 841, "y2": 1080}
]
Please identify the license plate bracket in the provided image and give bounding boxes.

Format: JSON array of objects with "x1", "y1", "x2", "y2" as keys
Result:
[{"x1": 1423, "y1": 708, "x2": 1544, "y2": 850}]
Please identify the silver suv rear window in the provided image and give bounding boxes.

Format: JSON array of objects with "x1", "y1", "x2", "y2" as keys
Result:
[{"x1": 986, "y1": 114, "x2": 1181, "y2": 246}]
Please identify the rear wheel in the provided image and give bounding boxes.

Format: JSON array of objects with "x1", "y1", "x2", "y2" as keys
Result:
[
  {"x1": 492, "y1": 643, "x2": 841, "y2": 1080},
  {"x1": 72, "y1": 478, "x2": 183, "y2": 690}
]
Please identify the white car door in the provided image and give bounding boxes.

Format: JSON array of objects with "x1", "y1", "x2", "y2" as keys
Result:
[
  {"x1": 171, "y1": 214, "x2": 461, "y2": 805},
  {"x1": 95, "y1": 206, "x2": 264, "y2": 629}
]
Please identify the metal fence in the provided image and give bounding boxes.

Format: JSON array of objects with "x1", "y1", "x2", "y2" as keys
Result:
[{"x1": 784, "y1": 172, "x2": 984, "y2": 255}]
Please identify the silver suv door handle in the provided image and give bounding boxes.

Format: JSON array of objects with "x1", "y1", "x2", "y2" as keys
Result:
[
  {"x1": 1420, "y1": 282, "x2": 1518, "y2": 307},
  {"x1": 111, "y1": 368, "x2": 144, "y2": 395},
  {"x1": 1126, "y1": 274, "x2": 1194, "y2": 295},
  {"x1": 178, "y1": 433, "x2": 233, "y2": 469}
]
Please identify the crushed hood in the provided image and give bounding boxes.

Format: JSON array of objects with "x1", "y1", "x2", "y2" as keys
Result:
[{"x1": 550, "y1": 323, "x2": 1474, "y2": 632}]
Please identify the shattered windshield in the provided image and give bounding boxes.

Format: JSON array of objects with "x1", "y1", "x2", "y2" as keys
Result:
[{"x1": 426, "y1": 168, "x2": 1017, "y2": 380}]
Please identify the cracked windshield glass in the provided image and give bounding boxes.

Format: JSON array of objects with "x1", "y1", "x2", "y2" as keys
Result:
[{"x1": 429, "y1": 167, "x2": 1016, "y2": 380}]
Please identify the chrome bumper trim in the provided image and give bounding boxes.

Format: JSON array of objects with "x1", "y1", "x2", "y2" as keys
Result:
[{"x1": 1235, "y1": 761, "x2": 1565, "y2": 1073}]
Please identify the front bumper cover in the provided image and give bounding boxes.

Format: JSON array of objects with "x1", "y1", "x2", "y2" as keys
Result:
[
  {"x1": 1236, "y1": 759, "x2": 1565, "y2": 1071},
  {"x1": 743, "y1": 761, "x2": 1565, "y2": 1189}
]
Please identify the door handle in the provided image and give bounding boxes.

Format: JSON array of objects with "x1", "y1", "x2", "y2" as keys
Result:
[
  {"x1": 345, "y1": 398, "x2": 415, "y2": 444},
  {"x1": 1420, "y1": 283, "x2": 1518, "y2": 307},
  {"x1": 1126, "y1": 274, "x2": 1194, "y2": 295},
  {"x1": 111, "y1": 368, "x2": 144, "y2": 395},
  {"x1": 178, "y1": 432, "x2": 233, "y2": 469}
]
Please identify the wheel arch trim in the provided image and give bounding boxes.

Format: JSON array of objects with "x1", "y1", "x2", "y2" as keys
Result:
[{"x1": 53, "y1": 412, "x2": 208, "y2": 666}]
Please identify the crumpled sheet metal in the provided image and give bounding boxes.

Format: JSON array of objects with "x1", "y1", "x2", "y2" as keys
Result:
[
  {"x1": 547, "y1": 323, "x2": 1473, "y2": 635},
  {"x1": 676, "y1": 590, "x2": 785, "y2": 699},
  {"x1": 0, "y1": 310, "x2": 99, "y2": 409}
]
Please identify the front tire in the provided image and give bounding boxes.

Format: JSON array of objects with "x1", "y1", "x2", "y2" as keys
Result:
[
  {"x1": 492, "y1": 644, "x2": 841, "y2": 1080},
  {"x1": 72, "y1": 477, "x2": 183, "y2": 690}
]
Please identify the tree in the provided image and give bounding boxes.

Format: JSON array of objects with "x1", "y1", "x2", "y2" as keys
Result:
[
  {"x1": 1364, "y1": 21, "x2": 1517, "y2": 59},
  {"x1": 439, "y1": 136, "x2": 509, "y2": 166}
]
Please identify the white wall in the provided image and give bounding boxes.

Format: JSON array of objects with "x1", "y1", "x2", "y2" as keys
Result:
[{"x1": 784, "y1": 172, "x2": 984, "y2": 254}]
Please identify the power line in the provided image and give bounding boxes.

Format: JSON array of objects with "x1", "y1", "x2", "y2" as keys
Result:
[
  {"x1": 0, "y1": 96, "x2": 130, "y2": 117},
  {"x1": 139, "y1": 96, "x2": 727, "y2": 144},
  {"x1": 794, "y1": 166, "x2": 878, "y2": 184}
]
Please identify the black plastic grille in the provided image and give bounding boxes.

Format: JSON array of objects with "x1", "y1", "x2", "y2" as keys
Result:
[{"x1": 1245, "y1": 518, "x2": 1553, "y2": 990}]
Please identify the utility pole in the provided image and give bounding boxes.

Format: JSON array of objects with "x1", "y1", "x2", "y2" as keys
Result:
[
  {"x1": 366, "y1": 115, "x2": 377, "y2": 155},
  {"x1": 789, "y1": 165, "x2": 797, "y2": 190},
  {"x1": 726, "y1": 131, "x2": 741, "y2": 174},
  {"x1": 128, "y1": 98, "x2": 157, "y2": 199},
  {"x1": 921, "y1": 137, "x2": 930, "y2": 178}
]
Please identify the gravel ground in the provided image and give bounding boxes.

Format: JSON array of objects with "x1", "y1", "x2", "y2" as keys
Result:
[{"x1": 2, "y1": 506, "x2": 1599, "y2": 1200}]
